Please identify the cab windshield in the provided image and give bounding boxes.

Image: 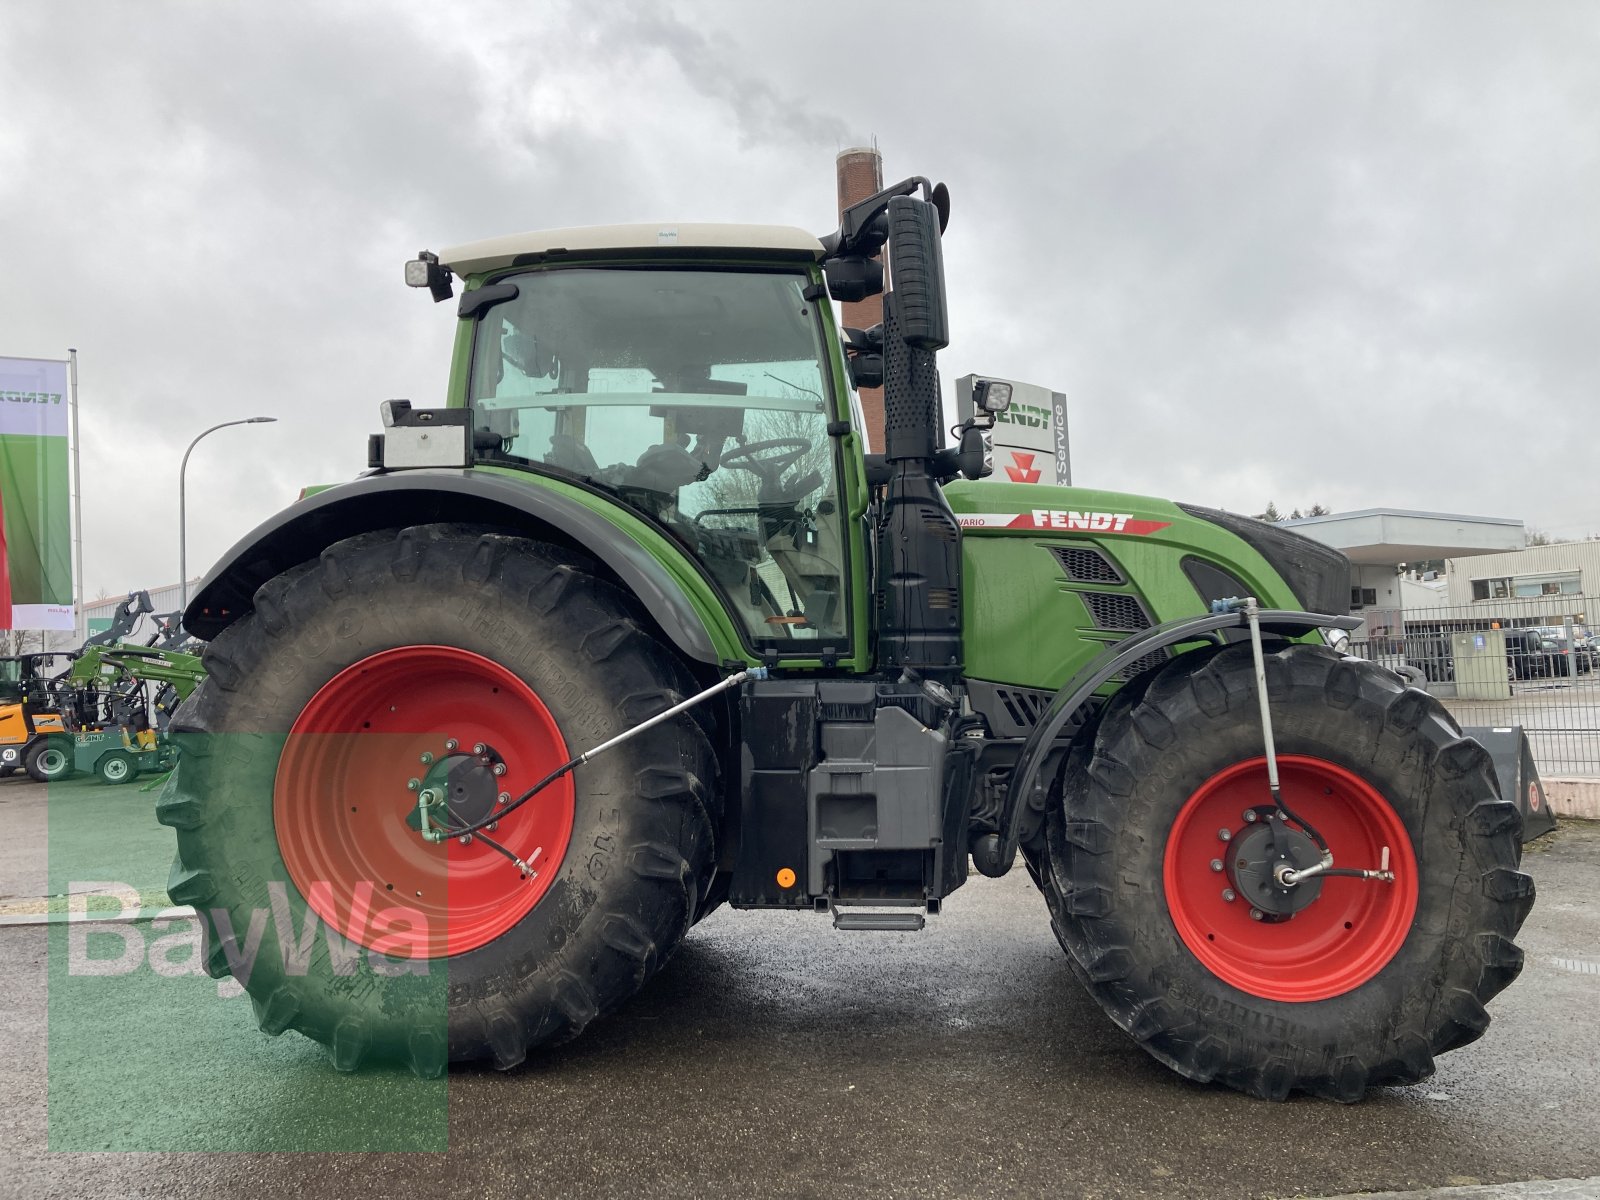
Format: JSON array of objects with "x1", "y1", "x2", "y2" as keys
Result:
[{"x1": 468, "y1": 267, "x2": 848, "y2": 648}]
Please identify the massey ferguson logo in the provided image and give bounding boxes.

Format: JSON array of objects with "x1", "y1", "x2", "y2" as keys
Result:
[
  {"x1": 1005, "y1": 452, "x2": 1042, "y2": 484},
  {"x1": 957, "y1": 509, "x2": 1172, "y2": 536}
]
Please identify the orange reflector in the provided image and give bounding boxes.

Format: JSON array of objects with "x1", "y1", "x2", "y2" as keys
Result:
[{"x1": 776, "y1": 867, "x2": 797, "y2": 889}]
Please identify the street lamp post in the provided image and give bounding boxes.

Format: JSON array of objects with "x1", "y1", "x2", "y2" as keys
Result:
[{"x1": 179, "y1": 417, "x2": 278, "y2": 612}]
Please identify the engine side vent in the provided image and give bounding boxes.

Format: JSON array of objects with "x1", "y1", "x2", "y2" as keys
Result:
[
  {"x1": 1049, "y1": 546, "x2": 1124, "y2": 585},
  {"x1": 996, "y1": 686, "x2": 1051, "y2": 729},
  {"x1": 1081, "y1": 591, "x2": 1153, "y2": 632},
  {"x1": 965, "y1": 679, "x2": 1062, "y2": 739}
]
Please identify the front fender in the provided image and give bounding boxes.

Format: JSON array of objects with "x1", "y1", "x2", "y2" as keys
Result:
[
  {"x1": 184, "y1": 469, "x2": 728, "y2": 665},
  {"x1": 970, "y1": 608, "x2": 1361, "y2": 878}
]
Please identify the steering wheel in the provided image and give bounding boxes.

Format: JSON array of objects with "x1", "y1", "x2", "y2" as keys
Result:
[{"x1": 717, "y1": 438, "x2": 810, "y2": 489}]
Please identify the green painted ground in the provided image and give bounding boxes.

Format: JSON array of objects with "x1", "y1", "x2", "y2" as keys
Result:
[{"x1": 45, "y1": 774, "x2": 448, "y2": 1151}]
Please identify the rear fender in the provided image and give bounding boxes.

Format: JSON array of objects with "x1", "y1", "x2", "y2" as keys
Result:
[{"x1": 184, "y1": 469, "x2": 729, "y2": 666}]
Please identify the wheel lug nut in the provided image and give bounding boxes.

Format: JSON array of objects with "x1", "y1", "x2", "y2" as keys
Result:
[
  {"x1": 1218, "y1": 828, "x2": 1232, "y2": 842},
  {"x1": 1221, "y1": 888, "x2": 1236, "y2": 902},
  {"x1": 1249, "y1": 908, "x2": 1264, "y2": 921},
  {"x1": 497, "y1": 792, "x2": 510, "y2": 805},
  {"x1": 473, "y1": 742, "x2": 487, "y2": 756},
  {"x1": 493, "y1": 763, "x2": 506, "y2": 777},
  {"x1": 444, "y1": 739, "x2": 459, "y2": 752},
  {"x1": 458, "y1": 834, "x2": 473, "y2": 845},
  {"x1": 486, "y1": 821, "x2": 499, "y2": 833},
  {"x1": 407, "y1": 778, "x2": 421, "y2": 792},
  {"x1": 419, "y1": 751, "x2": 434, "y2": 765},
  {"x1": 1209, "y1": 858, "x2": 1224, "y2": 873},
  {"x1": 1243, "y1": 810, "x2": 1258, "y2": 823}
]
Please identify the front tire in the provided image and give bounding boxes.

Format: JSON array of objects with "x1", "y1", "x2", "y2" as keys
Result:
[
  {"x1": 1043, "y1": 642, "x2": 1533, "y2": 1101},
  {"x1": 158, "y1": 525, "x2": 719, "y2": 1075}
]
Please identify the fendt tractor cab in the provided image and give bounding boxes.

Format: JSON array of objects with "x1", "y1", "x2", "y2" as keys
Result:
[{"x1": 164, "y1": 177, "x2": 1535, "y2": 1100}]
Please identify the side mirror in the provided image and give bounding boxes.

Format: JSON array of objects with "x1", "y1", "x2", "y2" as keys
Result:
[{"x1": 886, "y1": 196, "x2": 949, "y2": 350}]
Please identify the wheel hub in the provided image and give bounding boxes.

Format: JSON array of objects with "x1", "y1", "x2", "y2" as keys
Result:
[
  {"x1": 1227, "y1": 816, "x2": 1324, "y2": 919},
  {"x1": 406, "y1": 742, "x2": 507, "y2": 838}
]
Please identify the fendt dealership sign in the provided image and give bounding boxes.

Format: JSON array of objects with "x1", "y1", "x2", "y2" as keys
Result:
[{"x1": 955, "y1": 374, "x2": 1070, "y2": 487}]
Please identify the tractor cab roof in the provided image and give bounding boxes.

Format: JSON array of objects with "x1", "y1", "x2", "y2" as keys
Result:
[{"x1": 438, "y1": 223, "x2": 825, "y2": 277}]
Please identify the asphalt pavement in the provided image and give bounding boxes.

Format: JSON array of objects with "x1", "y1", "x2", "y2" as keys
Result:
[{"x1": 3, "y1": 773, "x2": 1599, "y2": 1199}]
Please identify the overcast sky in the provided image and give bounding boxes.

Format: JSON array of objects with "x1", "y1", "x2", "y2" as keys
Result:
[{"x1": 3, "y1": 1, "x2": 1596, "y2": 600}]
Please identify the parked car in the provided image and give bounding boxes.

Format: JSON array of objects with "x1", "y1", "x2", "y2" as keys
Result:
[
  {"x1": 1535, "y1": 631, "x2": 1593, "y2": 676},
  {"x1": 1529, "y1": 630, "x2": 1593, "y2": 678},
  {"x1": 1404, "y1": 634, "x2": 1454, "y2": 683},
  {"x1": 1504, "y1": 629, "x2": 1557, "y2": 680}
]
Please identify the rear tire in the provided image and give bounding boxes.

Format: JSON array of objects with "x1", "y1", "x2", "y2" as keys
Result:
[
  {"x1": 158, "y1": 525, "x2": 719, "y2": 1075},
  {"x1": 1043, "y1": 642, "x2": 1533, "y2": 1101},
  {"x1": 25, "y1": 736, "x2": 74, "y2": 783}
]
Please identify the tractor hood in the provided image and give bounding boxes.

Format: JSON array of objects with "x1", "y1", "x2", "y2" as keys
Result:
[{"x1": 944, "y1": 480, "x2": 1350, "y2": 618}]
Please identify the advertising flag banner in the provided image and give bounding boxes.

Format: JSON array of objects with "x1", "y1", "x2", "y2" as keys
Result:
[{"x1": 0, "y1": 356, "x2": 74, "y2": 631}]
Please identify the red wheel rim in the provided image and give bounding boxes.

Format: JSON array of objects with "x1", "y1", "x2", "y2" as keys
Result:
[
  {"x1": 274, "y1": 646, "x2": 574, "y2": 958},
  {"x1": 1162, "y1": 756, "x2": 1418, "y2": 1002}
]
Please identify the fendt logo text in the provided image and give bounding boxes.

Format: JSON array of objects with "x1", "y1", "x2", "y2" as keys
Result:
[
  {"x1": 1032, "y1": 509, "x2": 1132, "y2": 531},
  {"x1": 956, "y1": 510, "x2": 1173, "y2": 535}
]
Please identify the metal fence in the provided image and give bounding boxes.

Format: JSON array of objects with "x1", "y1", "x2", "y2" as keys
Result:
[{"x1": 1343, "y1": 593, "x2": 1599, "y2": 778}]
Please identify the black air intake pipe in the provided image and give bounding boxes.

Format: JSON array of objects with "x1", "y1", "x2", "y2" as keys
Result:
[{"x1": 875, "y1": 195, "x2": 961, "y2": 679}]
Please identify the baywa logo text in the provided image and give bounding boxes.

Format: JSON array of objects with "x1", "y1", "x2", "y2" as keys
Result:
[{"x1": 67, "y1": 881, "x2": 433, "y2": 996}]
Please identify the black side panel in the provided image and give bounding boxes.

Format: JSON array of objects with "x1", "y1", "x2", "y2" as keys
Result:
[
  {"x1": 965, "y1": 678, "x2": 1055, "y2": 739},
  {"x1": 183, "y1": 469, "x2": 718, "y2": 664},
  {"x1": 732, "y1": 681, "x2": 819, "y2": 907},
  {"x1": 1177, "y1": 503, "x2": 1351, "y2": 616},
  {"x1": 1181, "y1": 555, "x2": 1252, "y2": 643}
]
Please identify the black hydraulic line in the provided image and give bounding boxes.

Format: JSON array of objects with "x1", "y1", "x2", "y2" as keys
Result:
[
  {"x1": 434, "y1": 668, "x2": 760, "y2": 845},
  {"x1": 1271, "y1": 792, "x2": 1331, "y2": 856},
  {"x1": 437, "y1": 757, "x2": 579, "y2": 840},
  {"x1": 467, "y1": 828, "x2": 527, "y2": 871}
]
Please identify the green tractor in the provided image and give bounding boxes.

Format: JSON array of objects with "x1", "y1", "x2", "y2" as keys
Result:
[
  {"x1": 23, "y1": 641, "x2": 205, "y2": 785},
  {"x1": 162, "y1": 178, "x2": 1532, "y2": 1099}
]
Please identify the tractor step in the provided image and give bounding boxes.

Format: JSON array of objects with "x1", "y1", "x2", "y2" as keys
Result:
[
  {"x1": 833, "y1": 910, "x2": 926, "y2": 931},
  {"x1": 827, "y1": 898, "x2": 931, "y2": 931}
]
